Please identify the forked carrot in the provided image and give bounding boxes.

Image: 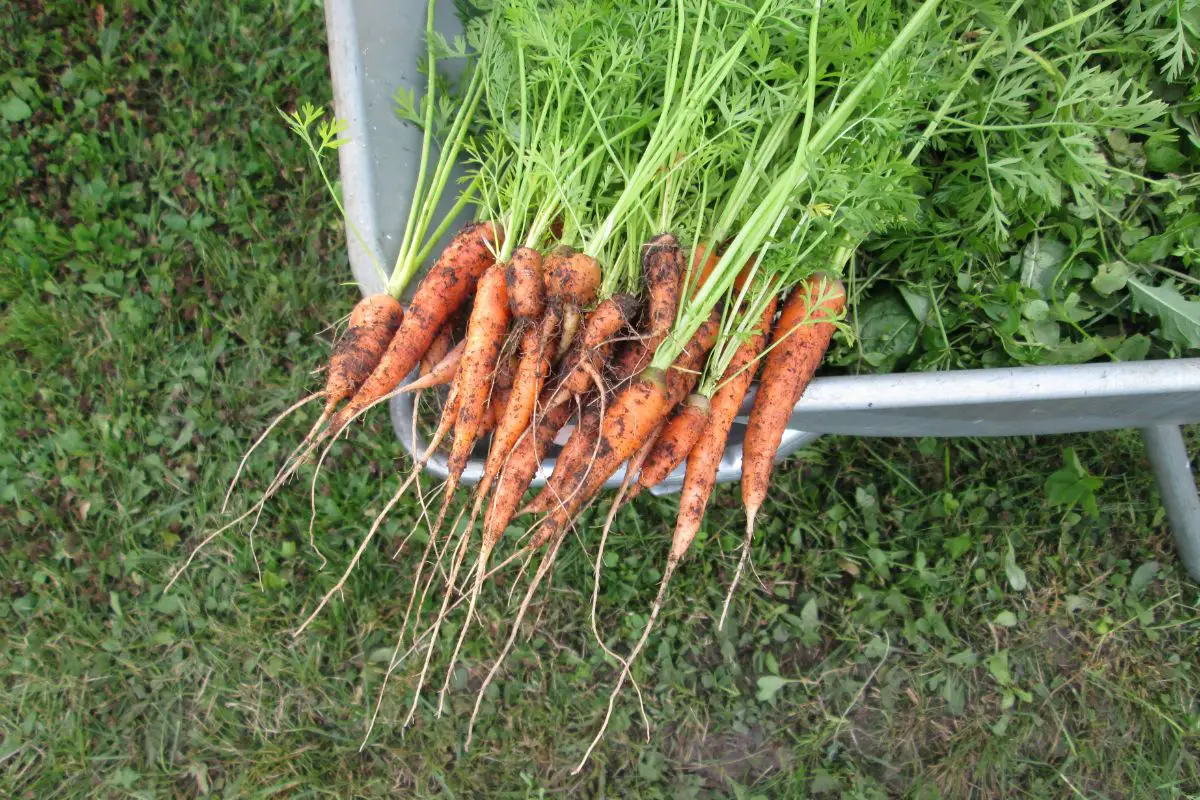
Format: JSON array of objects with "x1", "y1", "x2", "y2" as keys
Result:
[
  {"x1": 545, "y1": 246, "x2": 601, "y2": 354},
  {"x1": 546, "y1": 293, "x2": 638, "y2": 408}
]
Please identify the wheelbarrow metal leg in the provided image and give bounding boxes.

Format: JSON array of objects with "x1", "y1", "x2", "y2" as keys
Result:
[{"x1": 1142, "y1": 425, "x2": 1200, "y2": 582}]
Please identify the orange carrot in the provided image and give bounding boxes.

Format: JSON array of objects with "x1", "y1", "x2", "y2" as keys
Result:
[
  {"x1": 643, "y1": 233, "x2": 682, "y2": 342},
  {"x1": 686, "y1": 243, "x2": 720, "y2": 302},
  {"x1": 546, "y1": 248, "x2": 602, "y2": 353},
  {"x1": 420, "y1": 324, "x2": 455, "y2": 377},
  {"x1": 624, "y1": 393, "x2": 710, "y2": 502},
  {"x1": 330, "y1": 221, "x2": 499, "y2": 432},
  {"x1": 324, "y1": 294, "x2": 404, "y2": 416},
  {"x1": 504, "y1": 246, "x2": 546, "y2": 321},
  {"x1": 740, "y1": 273, "x2": 845, "y2": 560},
  {"x1": 443, "y1": 262, "x2": 512, "y2": 485},
  {"x1": 401, "y1": 338, "x2": 464, "y2": 393},
  {"x1": 517, "y1": 400, "x2": 604, "y2": 518},
  {"x1": 664, "y1": 311, "x2": 720, "y2": 407},
  {"x1": 524, "y1": 309, "x2": 718, "y2": 518},
  {"x1": 573, "y1": 299, "x2": 777, "y2": 771},
  {"x1": 476, "y1": 248, "x2": 549, "y2": 497},
  {"x1": 547, "y1": 293, "x2": 638, "y2": 407},
  {"x1": 532, "y1": 367, "x2": 670, "y2": 548},
  {"x1": 483, "y1": 397, "x2": 575, "y2": 550}
]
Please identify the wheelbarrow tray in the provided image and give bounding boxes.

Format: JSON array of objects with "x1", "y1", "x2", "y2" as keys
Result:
[{"x1": 323, "y1": 0, "x2": 1200, "y2": 575}]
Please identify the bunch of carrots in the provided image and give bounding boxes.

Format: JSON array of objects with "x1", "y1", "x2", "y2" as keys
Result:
[{"x1": 172, "y1": 0, "x2": 1164, "y2": 768}]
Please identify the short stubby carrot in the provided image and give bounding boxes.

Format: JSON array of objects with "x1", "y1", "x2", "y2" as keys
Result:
[
  {"x1": 741, "y1": 273, "x2": 845, "y2": 532},
  {"x1": 324, "y1": 294, "x2": 404, "y2": 416},
  {"x1": 330, "y1": 221, "x2": 499, "y2": 432},
  {"x1": 546, "y1": 247, "x2": 602, "y2": 353}
]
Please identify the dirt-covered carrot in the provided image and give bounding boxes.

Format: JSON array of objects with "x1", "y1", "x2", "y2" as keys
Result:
[
  {"x1": 740, "y1": 273, "x2": 844, "y2": 571},
  {"x1": 325, "y1": 294, "x2": 406, "y2": 415},
  {"x1": 420, "y1": 323, "x2": 455, "y2": 377},
  {"x1": 531, "y1": 367, "x2": 670, "y2": 548},
  {"x1": 441, "y1": 261, "x2": 512, "y2": 488},
  {"x1": 642, "y1": 232, "x2": 682, "y2": 342},
  {"x1": 517, "y1": 401, "x2": 604, "y2": 518},
  {"x1": 624, "y1": 393, "x2": 710, "y2": 502},
  {"x1": 546, "y1": 293, "x2": 638, "y2": 408},
  {"x1": 401, "y1": 338, "x2": 464, "y2": 393},
  {"x1": 329, "y1": 221, "x2": 499, "y2": 433},
  {"x1": 546, "y1": 247, "x2": 602, "y2": 354},
  {"x1": 478, "y1": 247, "x2": 548, "y2": 496},
  {"x1": 483, "y1": 397, "x2": 574, "y2": 548},
  {"x1": 523, "y1": 309, "x2": 718, "y2": 518}
]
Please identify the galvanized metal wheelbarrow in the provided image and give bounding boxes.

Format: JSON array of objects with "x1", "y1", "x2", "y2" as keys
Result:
[{"x1": 324, "y1": 0, "x2": 1200, "y2": 579}]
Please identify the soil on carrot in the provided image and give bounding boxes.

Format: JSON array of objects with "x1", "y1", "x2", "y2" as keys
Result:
[{"x1": 0, "y1": 3, "x2": 1197, "y2": 798}]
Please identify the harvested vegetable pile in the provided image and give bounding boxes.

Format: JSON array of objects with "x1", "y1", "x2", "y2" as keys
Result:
[{"x1": 173, "y1": 0, "x2": 1199, "y2": 766}]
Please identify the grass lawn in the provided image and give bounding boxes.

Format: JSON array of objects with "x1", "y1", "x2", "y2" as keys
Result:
[{"x1": 2, "y1": 2, "x2": 1198, "y2": 797}]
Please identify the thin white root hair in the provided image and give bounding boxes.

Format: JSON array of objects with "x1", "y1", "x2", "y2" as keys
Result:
[
  {"x1": 222, "y1": 393, "x2": 322, "y2": 514},
  {"x1": 164, "y1": 433, "x2": 319, "y2": 594},
  {"x1": 588, "y1": 462, "x2": 651, "y2": 741},
  {"x1": 718, "y1": 514, "x2": 756, "y2": 632},
  {"x1": 403, "y1": 516, "x2": 474, "y2": 728},
  {"x1": 398, "y1": 502, "x2": 466, "y2": 658},
  {"x1": 360, "y1": 547, "x2": 524, "y2": 750},
  {"x1": 435, "y1": 495, "x2": 489, "y2": 715},
  {"x1": 573, "y1": 558, "x2": 678, "y2": 775},
  {"x1": 292, "y1": 468, "x2": 419, "y2": 638},
  {"x1": 465, "y1": 536, "x2": 564, "y2": 751}
]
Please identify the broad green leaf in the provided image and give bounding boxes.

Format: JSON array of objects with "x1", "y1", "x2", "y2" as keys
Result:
[
  {"x1": 898, "y1": 283, "x2": 934, "y2": 324},
  {"x1": 945, "y1": 534, "x2": 973, "y2": 560},
  {"x1": 799, "y1": 597, "x2": 819, "y2": 635},
  {"x1": 1044, "y1": 448, "x2": 1102, "y2": 517},
  {"x1": 1019, "y1": 238, "x2": 1068, "y2": 297},
  {"x1": 858, "y1": 291, "x2": 919, "y2": 371},
  {"x1": 1114, "y1": 335, "x2": 1151, "y2": 362},
  {"x1": 756, "y1": 675, "x2": 790, "y2": 703},
  {"x1": 987, "y1": 650, "x2": 1011, "y2": 685},
  {"x1": 1146, "y1": 138, "x2": 1187, "y2": 173},
  {"x1": 1091, "y1": 262, "x2": 1130, "y2": 296},
  {"x1": 1127, "y1": 278, "x2": 1200, "y2": 349},
  {"x1": 993, "y1": 610, "x2": 1018, "y2": 627},
  {"x1": 1130, "y1": 561, "x2": 1160, "y2": 596},
  {"x1": 943, "y1": 675, "x2": 966, "y2": 716},
  {"x1": 0, "y1": 95, "x2": 31, "y2": 122},
  {"x1": 1004, "y1": 541, "x2": 1028, "y2": 592}
]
